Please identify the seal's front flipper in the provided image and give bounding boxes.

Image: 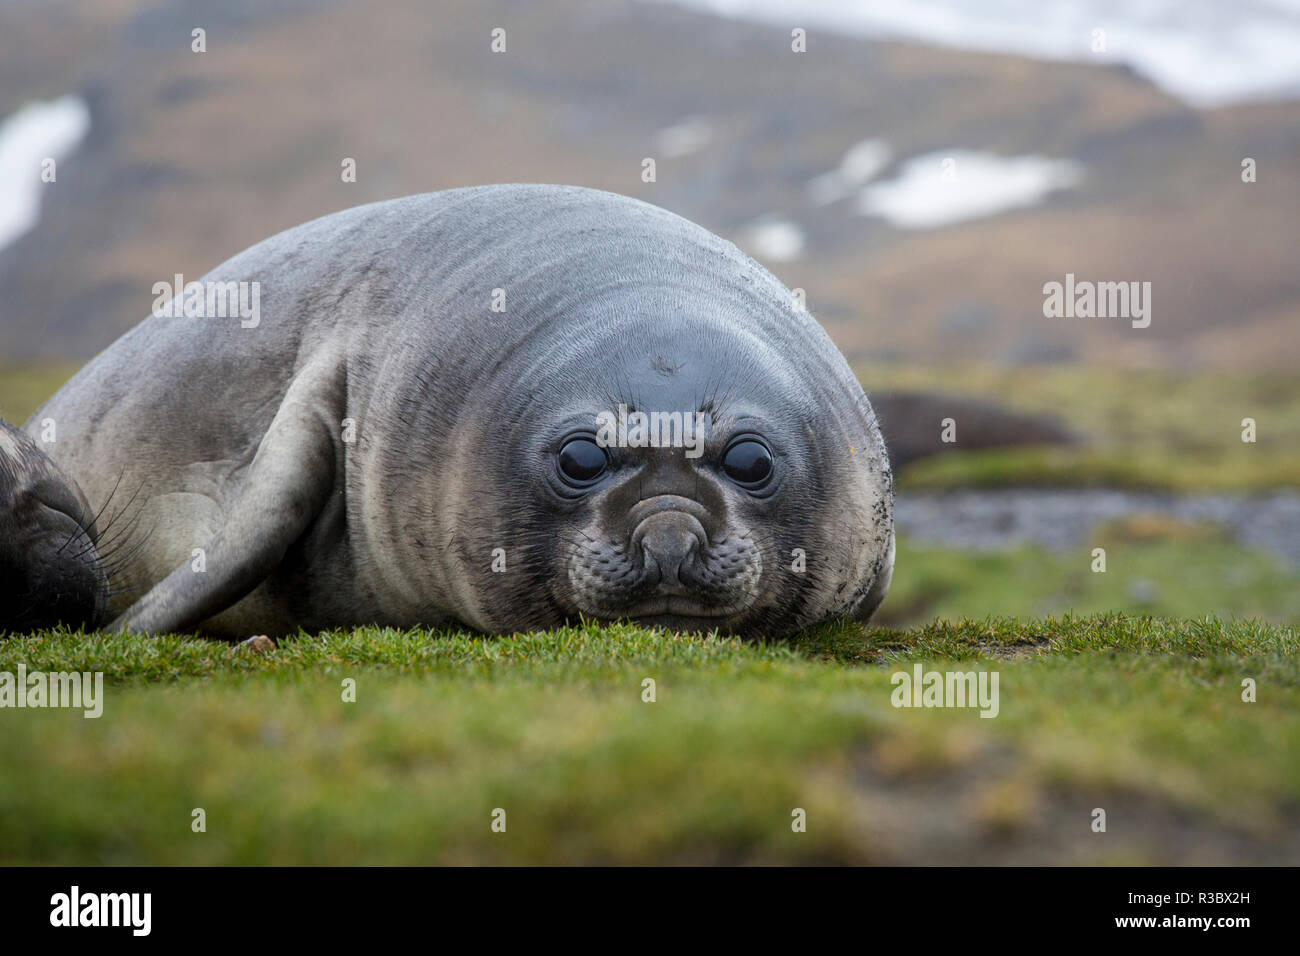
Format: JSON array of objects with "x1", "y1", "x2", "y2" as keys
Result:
[{"x1": 109, "y1": 360, "x2": 340, "y2": 636}]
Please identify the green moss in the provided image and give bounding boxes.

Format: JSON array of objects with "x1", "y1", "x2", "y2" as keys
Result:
[{"x1": 0, "y1": 616, "x2": 1294, "y2": 864}]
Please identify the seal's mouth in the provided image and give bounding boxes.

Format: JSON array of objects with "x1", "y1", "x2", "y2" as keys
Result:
[
  {"x1": 1, "y1": 520, "x2": 107, "y2": 633},
  {"x1": 623, "y1": 597, "x2": 735, "y2": 619}
]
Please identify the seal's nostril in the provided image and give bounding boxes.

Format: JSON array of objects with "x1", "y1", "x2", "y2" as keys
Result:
[
  {"x1": 643, "y1": 533, "x2": 698, "y2": 585},
  {"x1": 633, "y1": 511, "x2": 707, "y2": 588}
]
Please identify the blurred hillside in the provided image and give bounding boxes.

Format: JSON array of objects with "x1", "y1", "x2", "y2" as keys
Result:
[{"x1": 0, "y1": 0, "x2": 1297, "y2": 367}]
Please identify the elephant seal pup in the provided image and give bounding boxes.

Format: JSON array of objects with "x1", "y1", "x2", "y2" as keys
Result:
[
  {"x1": 34, "y1": 184, "x2": 893, "y2": 638},
  {"x1": 0, "y1": 417, "x2": 108, "y2": 632}
]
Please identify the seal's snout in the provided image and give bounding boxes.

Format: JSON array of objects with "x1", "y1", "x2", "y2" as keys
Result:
[
  {"x1": 565, "y1": 489, "x2": 765, "y2": 630},
  {"x1": 633, "y1": 510, "x2": 705, "y2": 591},
  {"x1": 0, "y1": 418, "x2": 109, "y2": 634}
]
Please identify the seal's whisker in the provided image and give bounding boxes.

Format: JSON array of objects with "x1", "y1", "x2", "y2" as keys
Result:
[
  {"x1": 93, "y1": 477, "x2": 150, "y2": 547},
  {"x1": 57, "y1": 468, "x2": 126, "y2": 556},
  {"x1": 94, "y1": 497, "x2": 150, "y2": 557},
  {"x1": 105, "y1": 584, "x2": 148, "y2": 599}
]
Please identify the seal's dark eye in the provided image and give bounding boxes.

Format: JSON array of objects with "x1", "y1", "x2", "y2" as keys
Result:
[
  {"x1": 558, "y1": 437, "x2": 608, "y2": 483},
  {"x1": 722, "y1": 439, "x2": 773, "y2": 485}
]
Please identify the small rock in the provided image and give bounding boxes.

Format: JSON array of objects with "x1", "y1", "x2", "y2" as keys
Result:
[{"x1": 234, "y1": 634, "x2": 276, "y2": 654}]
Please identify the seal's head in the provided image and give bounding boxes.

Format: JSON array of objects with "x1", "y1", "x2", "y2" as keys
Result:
[
  {"x1": 0, "y1": 418, "x2": 107, "y2": 633},
  {"x1": 542, "y1": 386, "x2": 894, "y2": 638},
  {"x1": 512, "y1": 339, "x2": 894, "y2": 639},
  {"x1": 419, "y1": 191, "x2": 894, "y2": 638}
]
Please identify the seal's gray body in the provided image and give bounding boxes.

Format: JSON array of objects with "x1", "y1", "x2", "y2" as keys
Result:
[{"x1": 32, "y1": 185, "x2": 893, "y2": 637}]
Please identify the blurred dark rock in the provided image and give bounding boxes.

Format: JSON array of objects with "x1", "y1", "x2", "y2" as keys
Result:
[{"x1": 869, "y1": 390, "x2": 1077, "y2": 471}]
